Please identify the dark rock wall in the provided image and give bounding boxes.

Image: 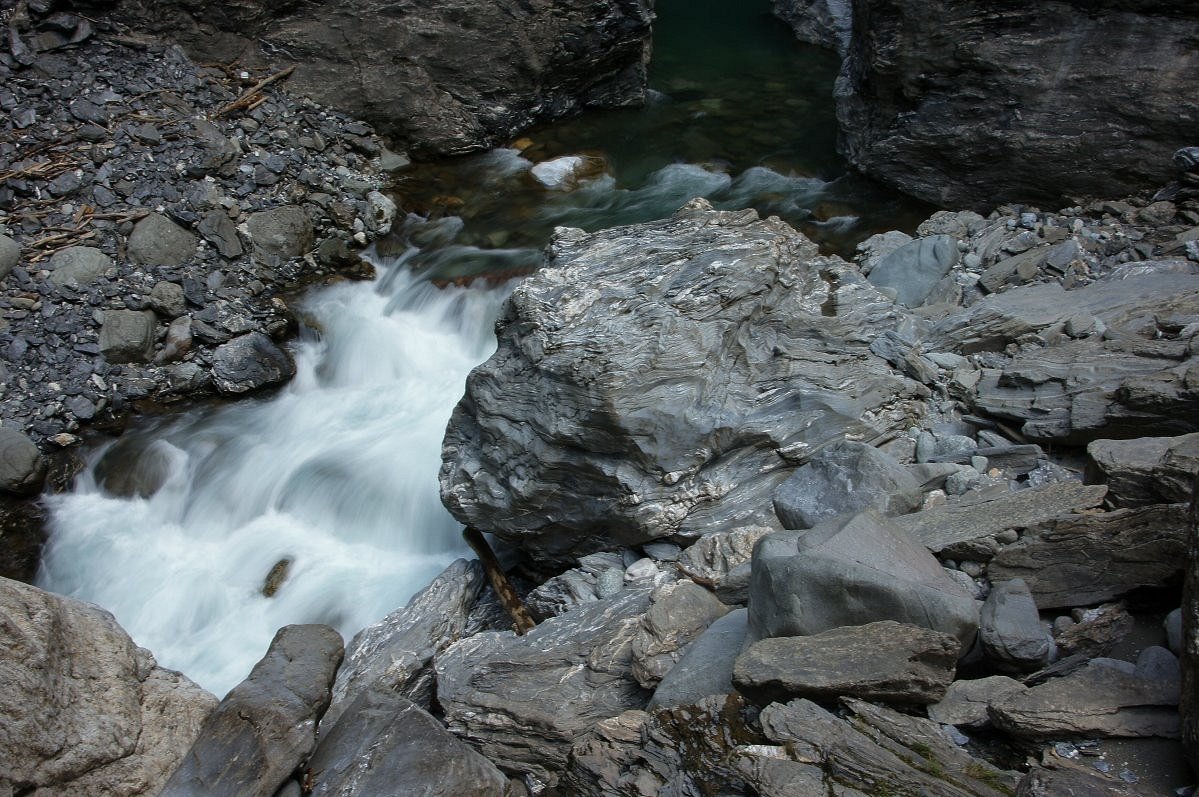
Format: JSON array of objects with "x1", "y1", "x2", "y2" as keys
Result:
[
  {"x1": 111, "y1": 0, "x2": 655, "y2": 157},
  {"x1": 832, "y1": 0, "x2": 1199, "y2": 209}
]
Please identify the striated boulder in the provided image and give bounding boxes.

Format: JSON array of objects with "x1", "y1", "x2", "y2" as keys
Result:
[
  {"x1": 116, "y1": 0, "x2": 653, "y2": 157},
  {"x1": 211, "y1": 332, "x2": 296, "y2": 395},
  {"x1": 772, "y1": 0, "x2": 852, "y2": 54},
  {"x1": 676, "y1": 526, "x2": 771, "y2": 604},
  {"x1": 0, "y1": 576, "x2": 216, "y2": 796},
  {"x1": 833, "y1": 0, "x2": 1199, "y2": 208},
  {"x1": 441, "y1": 201, "x2": 925, "y2": 564},
  {"x1": 160, "y1": 624, "x2": 343, "y2": 797},
  {"x1": 1086, "y1": 433, "x2": 1199, "y2": 507},
  {"x1": 631, "y1": 579, "x2": 729, "y2": 689},
  {"x1": 435, "y1": 587, "x2": 653, "y2": 786},
  {"x1": 320, "y1": 559, "x2": 483, "y2": 731}
]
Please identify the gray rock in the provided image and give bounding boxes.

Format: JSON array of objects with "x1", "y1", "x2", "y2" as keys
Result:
[
  {"x1": 772, "y1": 440, "x2": 921, "y2": 529},
  {"x1": 118, "y1": 0, "x2": 653, "y2": 157},
  {"x1": 866, "y1": 234, "x2": 960, "y2": 307},
  {"x1": 927, "y1": 676, "x2": 1026, "y2": 728},
  {"x1": 631, "y1": 579, "x2": 729, "y2": 689},
  {"x1": 649, "y1": 608, "x2": 748, "y2": 709},
  {"x1": 127, "y1": 212, "x2": 197, "y2": 266},
  {"x1": 0, "y1": 427, "x2": 46, "y2": 496},
  {"x1": 979, "y1": 579, "x2": 1051, "y2": 673},
  {"x1": 0, "y1": 234, "x2": 18, "y2": 280},
  {"x1": 772, "y1": 0, "x2": 853, "y2": 54},
  {"x1": 211, "y1": 332, "x2": 296, "y2": 395},
  {"x1": 748, "y1": 511, "x2": 978, "y2": 653},
  {"x1": 833, "y1": 0, "x2": 1199, "y2": 209},
  {"x1": 1136, "y1": 645, "x2": 1180, "y2": 683},
  {"x1": 321, "y1": 559, "x2": 483, "y2": 732},
  {"x1": 1016, "y1": 756, "x2": 1152, "y2": 797},
  {"x1": 1166, "y1": 608, "x2": 1182, "y2": 656},
  {"x1": 435, "y1": 587, "x2": 652, "y2": 786},
  {"x1": 989, "y1": 659, "x2": 1179, "y2": 739},
  {"x1": 1, "y1": 576, "x2": 216, "y2": 796},
  {"x1": 526, "y1": 551, "x2": 629, "y2": 618},
  {"x1": 854, "y1": 228, "x2": 912, "y2": 274},
  {"x1": 893, "y1": 481, "x2": 1108, "y2": 554},
  {"x1": 156, "y1": 316, "x2": 193, "y2": 364},
  {"x1": 198, "y1": 209, "x2": 243, "y2": 258},
  {"x1": 989, "y1": 504, "x2": 1190, "y2": 609},
  {"x1": 1086, "y1": 433, "x2": 1199, "y2": 507},
  {"x1": 676, "y1": 526, "x2": 771, "y2": 605},
  {"x1": 46, "y1": 245, "x2": 111, "y2": 286},
  {"x1": 99, "y1": 309, "x2": 157, "y2": 364},
  {"x1": 441, "y1": 201, "x2": 923, "y2": 565},
  {"x1": 246, "y1": 206, "x2": 313, "y2": 266},
  {"x1": 734, "y1": 621, "x2": 959, "y2": 706},
  {"x1": 149, "y1": 280, "x2": 187, "y2": 318},
  {"x1": 1053, "y1": 602, "x2": 1133, "y2": 660},
  {"x1": 160, "y1": 624, "x2": 344, "y2": 797},
  {"x1": 308, "y1": 689, "x2": 506, "y2": 797}
]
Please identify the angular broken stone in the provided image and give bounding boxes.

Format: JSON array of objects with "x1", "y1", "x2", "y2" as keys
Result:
[
  {"x1": 211, "y1": 332, "x2": 296, "y2": 395},
  {"x1": 99, "y1": 309, "x2": 157, "y2": 364},
  {"x1": 631, "y1": 579, "x2": 729, "y2": 689},
  {"x1": 1086, "y1": 433, "x2": 1199, "y2": 507}
]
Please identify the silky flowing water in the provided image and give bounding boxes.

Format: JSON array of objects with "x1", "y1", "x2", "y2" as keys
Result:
[{"x1": 38, "y1": 0, "x2": 929, "y2": 695}]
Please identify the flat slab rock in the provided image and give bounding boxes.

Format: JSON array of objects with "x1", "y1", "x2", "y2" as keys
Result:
[
  {"x1": 434, "y1": 586, "x2": 653, "y2": 786},
  {"x1": 989, "y1": 503, "x2": 1190, "y2": 609},
  {"x1": 733, "y1": 620, "x2": 959, "y2": 706},
  {"x1": 440, "y1": 200, "x2": 924, "y2": 564}
]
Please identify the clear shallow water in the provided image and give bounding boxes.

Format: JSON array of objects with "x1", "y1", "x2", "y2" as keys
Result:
[
  {"x1": 39, "y1": 235, "x2": 514, "y2": 695},
  {"x1": 38, "y1": 0, "x2": 930, "y2": 695}
]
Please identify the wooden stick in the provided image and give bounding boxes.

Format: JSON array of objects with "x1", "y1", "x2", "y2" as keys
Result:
[
  {"x1": 462, "y1": 526, "x2": 536, "y2": 635},
  {"x1": 212, "y1": 65, "x2": 296, "y2": 118}
]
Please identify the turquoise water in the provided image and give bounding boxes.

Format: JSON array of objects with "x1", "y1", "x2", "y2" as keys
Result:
[{"x1": 388, "y1": 0, "x2": 932, "y2": 282}]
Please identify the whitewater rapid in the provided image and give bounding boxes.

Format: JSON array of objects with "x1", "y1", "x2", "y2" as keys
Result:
[{"x1": 38, "y1": 249, "x2": 511, "y2": 696}]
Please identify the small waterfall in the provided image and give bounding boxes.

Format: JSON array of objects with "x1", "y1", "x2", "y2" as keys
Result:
[{"x1": 38, "y1": 220, "x2": 517, "y2": 696}]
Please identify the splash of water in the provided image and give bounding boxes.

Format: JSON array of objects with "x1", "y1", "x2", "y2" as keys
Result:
[{"x1": 39, "y1": 245, "x2": 512, "y2": 696}]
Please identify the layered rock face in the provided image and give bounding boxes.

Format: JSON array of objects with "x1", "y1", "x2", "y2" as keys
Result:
[
  {"x1": 440, "y1": 200, "x2": 925, "y2": 564},
  {"x1": 830, "y1": 0, "x2": 1199, "y2": 208},
  {"x1": 113, "y1": 0, "x2": 654, "y2": 156}
]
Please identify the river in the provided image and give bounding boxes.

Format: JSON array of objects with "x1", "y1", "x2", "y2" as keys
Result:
[{"x1": 37, "y1": 0, "x2": 926, "y2": 696}]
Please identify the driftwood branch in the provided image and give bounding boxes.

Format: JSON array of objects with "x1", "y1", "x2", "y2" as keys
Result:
[
  {"x1": 463, "y1": 526, "x2": 536, "y2": 635},
  {"x1": 212, "y1": 65, "x2": 296, "y2": 118}
]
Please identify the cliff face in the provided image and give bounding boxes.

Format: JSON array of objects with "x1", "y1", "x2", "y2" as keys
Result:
[
  {"x1": 113, "y1": 0, "x2": 655, "y2": 157},
  {"x1": 814, "y1": 0, "x2": 1199, "y2": 209}
]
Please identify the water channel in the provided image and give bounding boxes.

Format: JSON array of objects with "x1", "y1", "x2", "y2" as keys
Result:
[{"x1": 38, "y1": 0, "x2": 928, "y2": 695}]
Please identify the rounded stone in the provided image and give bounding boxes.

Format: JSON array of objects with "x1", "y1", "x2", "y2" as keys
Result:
[{"x1": 0, "y1": 426, "x2": 47, "y2": 496}]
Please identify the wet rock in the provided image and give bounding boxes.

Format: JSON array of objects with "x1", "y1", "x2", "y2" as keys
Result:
[
  {"x1": 197, "y1": 209, "x2": 244, "y2": 258},
  {"x1": 156, "y1": 316, "x2": 193, "y2": 364},
  {"x1": 127, "y1": 212, "x2": 197, "y2": 266},
  {"x1": 649, "y1": 608, "x2": 748, "y2": 709},
  {"x1": 308, "y1": 689, "x2": 506, "y2": 797},
  {"x1": 1, "y1": 576, "x2": 216, "y2": 796},
  {"x1": 989, "y1": 659, "x2": 1180, "y2": 739},
  {"x1": 1086, "y1": 433, "x2": 1199, "y2": 507},
  {"x1": 210, "y1": 332, "x2": 296, "y2": 395},
  {"x1": 0, "y1": 234, "x2": 18, "y2": 280},
  {"x1": 748, "y1": 511, "x2": 978, "y2": 652},
  {"x1": 435, "y1": 587, "x2": 652, "y2": 786},
  {"x1": 833, "y1": 0, "x2": 1199, "y2": 208},
  {"x1": 772, "y1": 439, "x2": 921, "y2": 529},
  {"x1": 734, "y1": 621, "x2": 959, "y2": 706},
  {"x1": 46, "y1": 245, "x2": 111, "y2": 287},
  {"x1": 892, "y1": 481, "x2": 1108, "y2": 554},
  {"x1": 246, "y1": 205, "x2": 313, "y2": 266},
  {"x1": 632, "y1": 579, "x2": 729, "y2": 689},
  {"x1": 118, "y1": 0, "x2": 654, "y2": 157},
  {"x1": 160, "y1": 624, "x2": 343, "y2": 797},
  {"x1": 927, "y1": 675, "x2": 1026, "y2": 728},
  {"x1": 979, "y1": 579, "x2": 1053, "y2": 673},
  {"x1": 99, "y1": 309, "x2": 157, "y2": 364},
  {"x1": 321, "y1": 558, "x2": 483, "y2": 731},
  {"x1": 866, "y1": 234, "x2": 960, "y2": 307},
  {"x1": 989, "y1": 503, "x2": 1190, "y2": 609},
  {"x1": 675, "y1": 526, "x2": 770, "y2": 604},
  {"x1": 0, "y1": 427, "x2": 46, "y2": 497},
  {"x1": 441, "y1": 201, "x2": 923, "y2": 565},
  {"x1": 149, "y1": 281, "x2": 187, "y2": 318},
  {"x1": 530, "y1": 155, "x2": 589, "y2": 190},
  {"x1": 772, "y1": 0, "x2": 852, "y2": 54}
]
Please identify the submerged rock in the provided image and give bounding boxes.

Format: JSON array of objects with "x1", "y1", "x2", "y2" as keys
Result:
[{"x1": 441, "y1": 200, "x2": 924, "y2": 564}]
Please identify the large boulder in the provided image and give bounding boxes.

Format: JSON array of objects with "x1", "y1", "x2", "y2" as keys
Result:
[
  {"x1": 747, "y1": 511, "x2": 978, "y2": 652},
  {"x1": 0, "y1": 576, "x2": 216, "y2": 796},
  {"x1": 160, "y1": 624, "x2": 344, "y2": 797},
  {"x1": 833, "y1": 0, "x2": 1199, "y2": 208},
  {"x1": 210, "y1": 332, "x2": 296, "y2": 395},
  {"x1": 434, "y1": 587, "x2": 652, "y2": 787},
  {"x1": 0, "y1": 427, "x2": 46, "y2": 496},
  {"x1": 441, "y1": 201, "x2": 924, "y2": 565},
  {"x1": 115, "y1": 0, "x2": 653, "y2": 157},
  {"x1": 1087, "y1": 433, "x2": 1199, "y2": 507},
  {"x1": 978, "y1": 579, "x2": 1053, "y2": 673}
]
